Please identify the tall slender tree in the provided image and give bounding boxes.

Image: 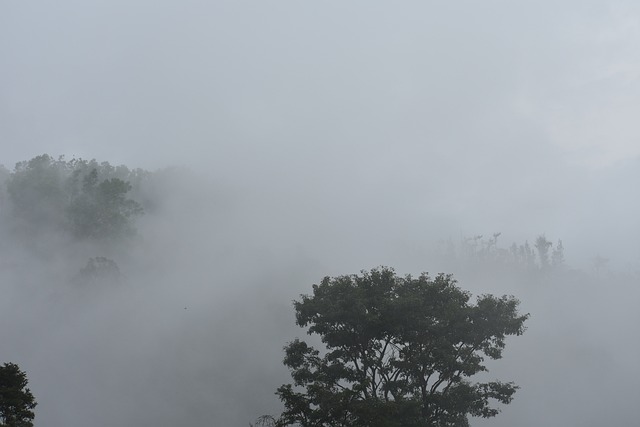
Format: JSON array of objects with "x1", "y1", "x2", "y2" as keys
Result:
[{"x1": 534, "y1": 235, "x2": 552, "y2": 270}]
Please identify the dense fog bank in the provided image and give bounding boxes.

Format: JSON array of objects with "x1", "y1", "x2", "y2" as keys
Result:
[{"x1": 0, "y1": 155, "x2": 637, "y2": 426}]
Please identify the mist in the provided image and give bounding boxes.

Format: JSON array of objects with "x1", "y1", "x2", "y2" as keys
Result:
[{"x1": 1, "y1": 1, "x2": 639, "y2": 426}]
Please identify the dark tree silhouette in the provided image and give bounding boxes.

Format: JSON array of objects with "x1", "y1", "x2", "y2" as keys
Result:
[
  {"x1": 0, "y1": 363, "x2": 36, "y2": 427},
  {"x1": 270, "y1": 267, "x2": 528, "y2": 427}
]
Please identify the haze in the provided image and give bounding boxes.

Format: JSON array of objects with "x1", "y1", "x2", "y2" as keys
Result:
[{"x1": 1, "y1": 1, "x2": 639, "y2": 426}]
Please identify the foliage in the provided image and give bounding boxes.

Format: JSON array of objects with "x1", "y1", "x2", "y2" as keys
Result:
[
  {"x1": 75, "y1": 257, "x2": 124, "y2": 286},
  {"x1": 0, "y1": 165, "x2": 10, "y2": 212},
  {"x1": 0, "y1": 363, "x2": 36, "y2": 427},
  {"x1": 534, "y1": 235, "x2": 552, "y2": 269},
  {"x1": 551, "y1": 240, "x2": 565, "y2": 269},
  {"x1": 436, "y1": 233, "x2": 566, "y2": 275},
  {"x1": 251, "y1": 415, "x2": 278, "y2": 427},
  {"x1": 271, "y1": 267, "x2": 528, "y2": 427},
  {"x1": 4, "y1": 154, "x2": 144, "y2": 239},
  {"x1": 6, "y1": 155, "x2": 70, "y2": 230},
  {"x1": 67, "y1": 171, "x2": 143, "y2": 238}
]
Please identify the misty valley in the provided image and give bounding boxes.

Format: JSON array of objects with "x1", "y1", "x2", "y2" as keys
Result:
[
  {"x1": 1, "y1": 154, "x2": 637, "y2": 426},
  {"x1": 5, "y1": 2, "x2": 640, "y2": 424}
]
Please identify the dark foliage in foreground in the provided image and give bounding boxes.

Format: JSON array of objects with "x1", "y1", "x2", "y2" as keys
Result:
[
  {"x1": 0, "y1": 363, "x2": 37, "y2": 427},
  {"x1": 267, "y1": 267, "x2": 528, "y2": 427}
]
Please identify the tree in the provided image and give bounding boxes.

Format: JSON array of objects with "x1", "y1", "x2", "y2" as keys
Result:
[
  {"x1": 551, "y1": 240, "x2": 565, "y2": 269},
  {"x1": 6, "y1": 154, "x2": 70, "y2": 231},
  {"x1": 0, "y1": 165, "x2": 10, "y2": 214},
  {"x1": 0, "y1": 363, "x2": 36, "y2": 427},
  {"x1": 67, "y1": 170, "x2": 143, "y2": 239},
  {"x1": 75, "y1": 256, "x2": 124, "y2": 286},
  {"x1": 5, "y1": 155, "x2": 144, "y2": 240},
  {"x1": 272, "y1": 267, "x2": 528, "y2": 427},
  {"x1": 534, "y1": 235, "x2": 552, "y2": 270}
]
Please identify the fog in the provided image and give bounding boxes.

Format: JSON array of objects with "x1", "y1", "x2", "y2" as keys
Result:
[{"x1": 1, "y1": 1, "x2": 639, "y2": 426}]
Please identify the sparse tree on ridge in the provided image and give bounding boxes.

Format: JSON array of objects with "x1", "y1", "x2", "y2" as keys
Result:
[
  {"x1": 534, "y1": 235, "x2": 552, "y2": 270},
  {"x1": 551, "y1": 240, "x2": 565, "y2": 269},
  {"x1": 267, "y1": 267, "x2": 528, "y2": 427},
  {"x1": 439, "y1": 233, "x2": 567, "y2": 275}
]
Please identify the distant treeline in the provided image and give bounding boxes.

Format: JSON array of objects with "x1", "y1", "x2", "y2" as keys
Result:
[
  {"x1": 435, "y1": 232, "x2": 566, "y2": 274},
  {"x1": 0, "y1": 154, "x2": 151, "y2": 240}
]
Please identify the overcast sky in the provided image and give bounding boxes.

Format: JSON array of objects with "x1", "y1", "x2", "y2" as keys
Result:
[
  {"x1": 1, "y1": 2, "x2": 640, "y2": 426},
  {"x1": 3, "y1": 1, "x2": 640, "y2": 267},
  {"x1": 3, "y1": 1, "x2": 640, "y2": 165}
]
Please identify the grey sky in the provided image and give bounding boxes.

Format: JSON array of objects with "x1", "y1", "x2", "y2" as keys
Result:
[
  {"x1": 3, "y1": 1, "x2": 640, "y2": 267},
  {"x1": 1, "y1": 1, "x2": 640, "y2": 426},
  {"x1": 3, "y1": 1, "x2": 640, "y2": 165}
]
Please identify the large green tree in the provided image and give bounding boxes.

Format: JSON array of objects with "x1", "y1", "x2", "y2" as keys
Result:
[
  {"x1": 273, "y1": 267, "x2": 528, "y2": 427},
  {"x1": 0, "y1": 363, "x2": 36, "y2": 427}
]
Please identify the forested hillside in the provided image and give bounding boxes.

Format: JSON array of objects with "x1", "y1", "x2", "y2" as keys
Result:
[{"x1": 1, "y1": 154, "x2": 145, "y2": 239}]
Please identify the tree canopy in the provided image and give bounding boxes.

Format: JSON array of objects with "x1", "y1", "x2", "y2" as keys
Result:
[
  {"x1": 0, "y1": 363, "x2": 36, "y2": 427},
  {"x1": 4, "y1": 154, "x2": 144, "y2": 239},
  {"x1": 272, "y1": 267, "x2": 528, "y2": 427}
]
